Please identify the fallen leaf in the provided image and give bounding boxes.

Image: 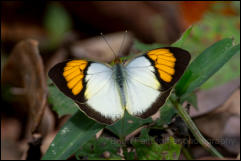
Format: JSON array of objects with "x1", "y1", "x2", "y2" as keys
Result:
[
  {"x1": 2, "y1": 39, "x2": 47, "y2": 137},
  {"x1": 190, "y1": 78, "x2": 240, "y2": 118},
  {"x1": 1, "y1": 116, "x2": 26, "y2": 160},
  {"x1": 1, "y1": 139, "x2": 27, "y2": 160},
  {"x1": 37, "y1": 106, "x2": 55, "y2": 138},
  {"x1": 194, "y1": 89, "x2": 240, "y2": 154},
  {"x1": 41, "y1": 131, "x2": 58, "y2": 155},
  {"x1": 221, "y1": 116, "x2": 240, "y2": 154},
  {"x1": 1, "y1": 22, "x2": 47, "y2": 46},
  {"x1": 1, "y1": 117, "x2": 21, "y2": 141}
]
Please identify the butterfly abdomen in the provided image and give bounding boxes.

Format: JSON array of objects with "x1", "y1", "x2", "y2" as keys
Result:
[{"x1": 113, "y1": 64, "x2": 126, "y2": 108}]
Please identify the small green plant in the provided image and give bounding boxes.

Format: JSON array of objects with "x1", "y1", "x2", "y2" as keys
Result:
[{"x1": 42, "y1": 26, "x2": 240, "y2": 160}]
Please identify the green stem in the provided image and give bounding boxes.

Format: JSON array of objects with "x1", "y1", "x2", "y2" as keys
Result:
[{"x1": 170, "y1": 98, "x2": 223, "y2": 158}]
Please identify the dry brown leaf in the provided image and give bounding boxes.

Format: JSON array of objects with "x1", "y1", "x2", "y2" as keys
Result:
[
  {"x1": 41, "y1": 131, "x2": 58, "y2": 155},
  {"x1": 96, "y1": 129, "x2": 104, "y2": 139},
  {"x1": 125, "y1": 126, "x2": 147, "y2": 142},
  {"x1": 221, "y1": 116, "x2": 240, "y2": 154},
  {"x1": 194, "y1": 89, "x2": 240, "y2": 154},
  {"x1": 2, "y1": 39, "x2": 47, "y2": 137},
  {"x1": 1, "y1": 23, "x2": 47, "y2": 48},
  {"x1": 190, "y1": 78, "x2": 240, "y2": 118},
  {"x1": 1, "y1": 116, "x2": 29, "y2": 160},
  {"x1": 37, "y1": 106, "x2": 55, "y2": 138},
  {"x1": 1, "y1": 117, "x2": 21, "y2": 141},
  {"x1": 1, "y1": 139, "x2": 28, "y2": 160}
]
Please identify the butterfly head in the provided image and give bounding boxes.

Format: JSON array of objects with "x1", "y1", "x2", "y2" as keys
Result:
[{"x1": 110, "y1": 57, "x2": 126, "y2": 66}]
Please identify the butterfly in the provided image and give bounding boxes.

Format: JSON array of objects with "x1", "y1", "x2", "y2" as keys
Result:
[{"x1": 48, "y1": 47, "x2": 190, "y2": 125}]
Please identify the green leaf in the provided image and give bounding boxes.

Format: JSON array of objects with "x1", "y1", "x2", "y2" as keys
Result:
[
  {"x1": 181, "y1": 92, "x2": 198, "y2": 109},
  {"x1": 134, "y1": 40, "x2": 164, "y2": 51},
  {"x1": 200, "y1": 53, "x2": 240, "y2": 89},
  {"x1": 44, "y1": 2, "x2": 72, "y2": 48},
  {"x1": 123, "y1": 150, "x2": 136, "y2": 160},
  {"x1": 48, "y1": 80, "x2": 78, "y2": 117},
  {"x1": 132, "y1": 129, "x2": 181, "y2": 160},
  {"x1": 175, "y1": 38, "x2": 240, "y2": 97},
  {"x1": 133, "y1": 25, "x2": 192, "y2": 54},
  {"x1": 172, "y1": 26, "x2": 193, "y2": 48},
  {"x1": 75, "y1": 137, "x2": 122, "y2": 160},
  {"x1": 154, "y1": 99, "x2": 177, "y2": 128},
  {"x1": 106, "y1": 112, "x2": 152, "y2": 139},
  {"x1": 42, "y1": 111, "x2": 105, "y2": 160}
]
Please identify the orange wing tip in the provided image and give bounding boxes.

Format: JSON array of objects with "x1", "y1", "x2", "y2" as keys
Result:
[
  {"x1": 72, "y1": 81, "x2": 83, "y2": 95},
  {"x1": 62, "y1": 60, "x2": 89, "y2": 95},
  {"x1": 157, "y1": 59, "x2": 175, "y2": 67},
  {"x1": 158, "y1": 55, "x2": 176, "y2": 62},
  {"x1": 67, "y1": 75, "x2": 83, "y2": 89},
  {"x1": 63, "y1": 67, "x2": 79, "y2": 77},
  {"x1": 148, "y1": 54, "x2": 158, "y2": 61},
  {"x1": 65, "y1": 70, "x2": 81, "y2": 81},
  {"x1": 147, "y1": 48, "x2": 178, "y2": 83},
  {"x1": 148, "y1": 49, "x2": 170, "y2": 55},
  {"x1": 156, "y1": 65, "x2": 175, "y2": 75},
  {"x1": 66, "y1": 60, "x2": 88, "y2": 67},
  {"x1": 158, "y1": 70, "x2": 172, "y2": 82}
]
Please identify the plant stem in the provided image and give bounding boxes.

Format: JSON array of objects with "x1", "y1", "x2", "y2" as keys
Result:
[{"x1": 170, "y1": 98, "x2": 223, "y2": 158}]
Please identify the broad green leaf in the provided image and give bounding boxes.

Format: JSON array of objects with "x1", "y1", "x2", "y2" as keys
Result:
[
  {"x1": 134, "y1": 40, "x2": 164, "y2": 51},
  {"x1": 175, "y1": 38, "x2": 240, "y2": 98},
  {"x1": 175, "y1": 6, "x2": 240, "y2": 89},
  {"x1": 123, "y1": 150, "x2": 136, "y2": 160},
  {"x1": 44, "y1": 2, "x2": 72, "y2": 48},
  {"x1": 42, "y1": 111, "x2": 105, "y2": 160},
  {"x1": 106, "y1": 112, "x2": 152, "y2": 139},
  {"x1": 181, "y1": 92, "x2": 198, "y2": 109},
  {"x1": 200, "y1": 53, "x2": 240, "y2": 89},
  {"x1": 154, "y1": 99, "x2": 177, "y2": 128},
  {"x1": 48, "y1": 81, "x2": 78, "y2": 117},
  {"x1": 132, "y1": 129, "x2": 181, "y2": 160},
  {"x1": 75, "y1": 137, "x2": 122, "y2": 160},
  {"x1": 172, "y1": 26, "x2": 193, "y2": 48}
]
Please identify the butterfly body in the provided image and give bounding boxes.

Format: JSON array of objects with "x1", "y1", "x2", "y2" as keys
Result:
[
  {"x1": 112, "y1": 63, "x2": 126, "y2": 108},
  {"x1": 49, "y1": 47, "x2": 190, "y2": 125}
]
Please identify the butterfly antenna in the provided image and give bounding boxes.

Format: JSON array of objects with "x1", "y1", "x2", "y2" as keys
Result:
[
  {"x1": 118, "y1": 30, "x2": 128, "y2": 56},
  {"x1": 100, "y1": 32, "x2": 117, "y2": 60}
]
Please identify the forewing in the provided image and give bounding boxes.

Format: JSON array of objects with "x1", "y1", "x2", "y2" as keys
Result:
[
  {"x1": 124, "y1": 47, "x2": 190, "y2": 118},
  {"x1": 48, "y1": 60, "x2": 124, "y2": 124},
  {"x1": 146, "y1": 47, "x2": 191, "y2": 91}
]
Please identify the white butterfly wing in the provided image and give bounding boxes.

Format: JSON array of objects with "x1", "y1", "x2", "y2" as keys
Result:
[
  {"x1": 49, "y1": 60, "x2": 124, "y2": 125},
  {"x1": 123, "y1": 47, "x2": 191, "y2": 118},
  {"x1": 79, "y1": 62, "x2": 124, "y2": 124},
  {"x1": 124, "y1": 56, "x2": 171, "y2": 118}
]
